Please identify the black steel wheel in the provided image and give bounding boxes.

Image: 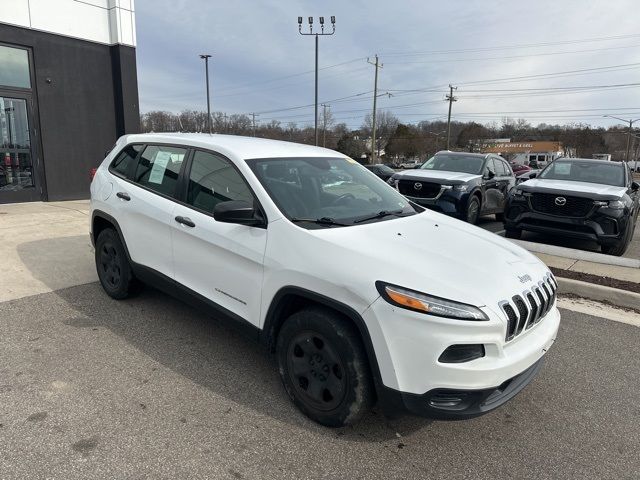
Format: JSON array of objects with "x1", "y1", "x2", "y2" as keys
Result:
[
  {"x1": 277, "y1": 307, "x2": 375, "y2": 427},
  {"x1": 95, "y1": 228, "x2": 140, "y2": 299}
]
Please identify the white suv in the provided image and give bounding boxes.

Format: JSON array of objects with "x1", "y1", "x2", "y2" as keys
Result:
[{"x1": 90, "y1": 133, "x2": 560, "y2": 427}]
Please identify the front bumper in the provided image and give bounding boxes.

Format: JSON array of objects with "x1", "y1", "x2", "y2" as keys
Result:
[
  {"x1": 362, "y1": 296, "x2": 560, "y2": 418},
  {"x1": 403, "y1": 189, "x2": 469, "y2": 218},
  {"x1": 504, "y1": 196, "x2": 629, "y2": 246}
]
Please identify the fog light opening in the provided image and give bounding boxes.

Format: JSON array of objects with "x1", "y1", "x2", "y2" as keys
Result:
[{"x1": 438, "y1": 344, "x2": 485, "y2": 363}]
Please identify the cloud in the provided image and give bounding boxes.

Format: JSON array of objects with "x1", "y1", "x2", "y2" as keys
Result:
[{"x1": 134, "y1": 0, "x2": 640, "y2": 128}]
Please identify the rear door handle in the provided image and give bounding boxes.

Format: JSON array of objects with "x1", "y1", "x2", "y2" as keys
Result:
[
  {"x1": 116, "y1": 192, "x2": 130, "y2": 201},
  {"x1": 175, "y1": 216, "x2": 196, "y2": 228}
]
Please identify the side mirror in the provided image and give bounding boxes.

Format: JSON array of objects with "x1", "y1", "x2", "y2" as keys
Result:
[
  {"x1": 529, "y1": 173, "x2": 537, "y2": 179},
  {"x1": 484, "y1": 170, "x2": 495, "y2": 180},
  {"x1": 213, "y1": 200, "x2": 264, "y2": 226},
  {"x1": 632, "y1": 181, "x2": 639, "y2": 191}
]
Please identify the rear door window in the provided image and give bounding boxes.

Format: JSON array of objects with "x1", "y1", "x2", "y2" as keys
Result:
[
  {"x1": 132, "y1": 145, "x2": 187, "y2": 197},
  {"x1": 109, "y1": 144, "x2": 142, "y2": 179},
  {"x1": 186, "y1": 150, "x2": 254, "y2": 213}
]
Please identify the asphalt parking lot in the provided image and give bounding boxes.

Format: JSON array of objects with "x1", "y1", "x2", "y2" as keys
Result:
[{"x1": 1, "y1": 282, "x2": 639, "y2": 479}]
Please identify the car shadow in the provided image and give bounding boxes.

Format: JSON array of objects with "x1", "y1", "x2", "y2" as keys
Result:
[{"x1": 17, "y1": 236, "x2": 433, "y2": 441}]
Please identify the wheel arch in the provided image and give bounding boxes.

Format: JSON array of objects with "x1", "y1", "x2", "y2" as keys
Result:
[
  {"x1": 261, "y1": 287, "x2": 384, "y2": 397},
  {"x1": 91, "y1": 210, "x2": 132, "y2": 262}
]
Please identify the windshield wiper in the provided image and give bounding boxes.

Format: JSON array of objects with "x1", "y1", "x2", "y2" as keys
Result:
[
  {"x1": 290, "y1": 216, "x2": 349, "y2": 227},
  {"x1": 353, "y1": 209, "x2": 408, "y2": 224}
]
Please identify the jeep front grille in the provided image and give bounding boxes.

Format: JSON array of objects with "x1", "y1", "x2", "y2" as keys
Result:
[{"x1": 500, "y1": 273, "x2": 557, "y2": 342}]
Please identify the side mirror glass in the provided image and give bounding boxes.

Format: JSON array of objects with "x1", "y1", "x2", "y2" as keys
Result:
[
  {"x1": 632, "y1": 181, "x2": 639, "y2": 191},
  {"x1": 484, "y1": 170, "x2": 495, "y2": 180},
  {"x1": 213, "y1": 200, "x2": 263, "y2": 226},
  {"x1": 529, "y1": 173, "x2": 537, "y2": 179}
]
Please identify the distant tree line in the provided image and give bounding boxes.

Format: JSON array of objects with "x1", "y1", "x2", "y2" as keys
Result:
[{"x1": 140, "y1": 110, "x2": 637, "y2": 162}]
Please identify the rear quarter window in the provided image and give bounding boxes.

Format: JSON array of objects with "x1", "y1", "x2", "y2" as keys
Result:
[{"x1": 109, "y1": 144, "x2": 143, "y2": 179}]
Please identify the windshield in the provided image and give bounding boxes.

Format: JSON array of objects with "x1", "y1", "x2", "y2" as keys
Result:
[
  {"x1": 420, "y1": 153, "x2": 485, "y2": 174},
  {"x1": 246, "y1": 157, "x2": 417, "y2": 227},
  {"x1": 538, "y1": 160, "x2": 625, "y2": 187}
]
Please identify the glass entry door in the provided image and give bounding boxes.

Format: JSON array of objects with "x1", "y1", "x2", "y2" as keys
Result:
[{"x1": 0, "y1": 93, "x2": 43, "y2": 202}]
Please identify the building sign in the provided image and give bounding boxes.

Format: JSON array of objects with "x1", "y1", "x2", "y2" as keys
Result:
[{"x1": 482, "y1": 141, "x2": 563, "y2": 154}]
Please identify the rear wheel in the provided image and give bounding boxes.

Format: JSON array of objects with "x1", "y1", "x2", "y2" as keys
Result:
[
  {"x1": 466, "y1": 196, "x2": 481, "y2": 224},
  {"x1": 95, "y1": 228, "x2": 141, "y2": 299},
  {"x1": 276, "y1": 307, "x2": 375, "y2": 427}
]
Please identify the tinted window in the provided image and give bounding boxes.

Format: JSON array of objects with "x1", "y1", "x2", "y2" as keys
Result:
[
  {"x1": 0, "y1": 45, "x2": 30, "y2": 89},
  {"x1": 485, "y1": 158, "x2": 497, "y2": 175},
  {"x1": 420, "y1": 154, "x2": 485, "y2": 174},
  {"x1": 110, "y1": 144, "x2": 142, "y2": 178},
  {"x1": 501, "y1": 160, "x2": 513, "y2": 176},
  {"x1": 247, "y1": 157, "x2": 415, "y2": 226},
  {"x1": 539, "y1": 160, "x2": 625, "y2": 187},
  {"x1": 133, "y1": 145, "x2": 186, "y2": 196},
  {"x1": 187, "y1": 151, "x2": 253, "y2": 213}
]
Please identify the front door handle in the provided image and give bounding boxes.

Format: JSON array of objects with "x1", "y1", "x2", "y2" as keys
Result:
[
  {"x1": 175, "y1": 216, "x2": 196, "y2": 228},
  {"x1": 116, "y1": 192, "x2": 130, "y2": 201}
]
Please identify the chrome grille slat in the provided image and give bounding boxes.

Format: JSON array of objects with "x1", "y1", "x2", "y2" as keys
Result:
[{"x1": 499, "y1": 274, "x2": 557, "y2": 342}]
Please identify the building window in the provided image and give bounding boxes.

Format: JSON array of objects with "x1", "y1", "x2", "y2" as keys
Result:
[{"x1": 0, "y1": 45, "x2": 31, "y2": 89}]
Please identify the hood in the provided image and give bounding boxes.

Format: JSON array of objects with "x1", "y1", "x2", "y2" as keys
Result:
[
  {"x1": 519, "y1": 178, "x2": 627, "y2": 200},
  {"x1": 395, "y1": 169, "x2": 481, "y2": 184},
  {"x1": 309, "y1": 210, "x2": 550, "y2": 311}
]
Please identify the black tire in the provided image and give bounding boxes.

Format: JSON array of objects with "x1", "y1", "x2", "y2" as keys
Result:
[
  {"x1": 95, "y1": 228, "x2": 141, "y2": 299},
  {"x1": 601, "y1": 223, "x2": 633, "y2": 256},
  {"x1": 276, "y1": 307, "x2": 375, "y2": 427},
  {"x1": 495, "y1": 212, "x2": 505, "y2": 222},
  {"x1": 466, "y1": 196, "x2": 481, "y2": 224},
  {"x1": 505, "y1": 228, "x2": 522, "y2": 239}
]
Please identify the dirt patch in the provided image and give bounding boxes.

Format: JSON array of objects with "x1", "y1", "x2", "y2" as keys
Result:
[{"x1": 551, "y1": 267, "x2": 640, "y2": 294}]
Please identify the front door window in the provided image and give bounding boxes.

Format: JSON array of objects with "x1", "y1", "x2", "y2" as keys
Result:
[{"x1": 0, "y1": 97, "x2": 34, "y2": 192}]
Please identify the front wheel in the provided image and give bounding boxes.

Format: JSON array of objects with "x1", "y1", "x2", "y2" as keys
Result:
[
  {"x1": 276, "y1": 307, "x2": 375, "y2": 427},
  {"x1": 466, "y1": 196, "x2": 481, "y2": 224}
]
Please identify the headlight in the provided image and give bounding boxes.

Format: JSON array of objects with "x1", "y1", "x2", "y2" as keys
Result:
[
  {"x1": 607, "y1": 200, "x2": 624, "y2": 209},
  {"x1": 387, "y1": 177, "x2": 396, "y2": 186},
  {"x1": 376, "y1": 282, "x2": 488, "y2": 321},
  {"x1": 511, "y1": 188, "x2": 524, "y2": 198},
  {"x1": 452, "y1": 184, "x2": 468, "y2": 192}
]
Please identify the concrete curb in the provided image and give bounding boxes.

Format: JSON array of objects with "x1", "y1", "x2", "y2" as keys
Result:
[
  {"x1": 557, "y1": 277, "x2": 640, "y2": 311},
  {"x1": 511, "y1": 239, "x2": 640, "y2": 269}
]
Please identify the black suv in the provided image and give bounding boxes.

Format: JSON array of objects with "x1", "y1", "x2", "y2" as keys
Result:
[
  {"x1": 504, "y1": 158, "x2": 639, "y2": 256},
  {"x1": 388, "y1": 151, "x2": 516, "y2": 224},
  {"x1": 364, "y1": 163, "x2": 396, "y2": 181}
]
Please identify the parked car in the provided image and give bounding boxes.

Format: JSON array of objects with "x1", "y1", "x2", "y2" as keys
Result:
[
  {"x1": 399, "y1": 159, "x2": 422, "y2": 169},
  {"x1": 364, "y1": 163, "x2": 396, "y2": 181},
  {"x1": 516, "y1": 169, "x2": 540, "y2": 185},
  {"x1": 90, "y1": 134, "x2": 559, "y2": 426},
  {"x1": 388, "y1": 151, "x2": 516, "y2": 224},
  {"x1": 510, "y1": 162, "x2": 531, "y2": 175},
  {"x1": 504, "y1": 158, "x2": 639, "y2": 255}
]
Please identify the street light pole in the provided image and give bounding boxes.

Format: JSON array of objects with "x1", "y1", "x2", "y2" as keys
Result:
[
  {"x1": 603, "y1": 114, "x2": 639, "y2": 161},
  {"x1": 199, "y1": 54, "x2": 212, "y2": 134},
  {"x1": 298, "y1": 16, "x2": 336, "y2": 146}
]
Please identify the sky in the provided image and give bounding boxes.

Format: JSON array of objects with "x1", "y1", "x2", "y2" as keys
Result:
[{"x1": 134, "y1": 0, "x2": 640, "y2": 130}]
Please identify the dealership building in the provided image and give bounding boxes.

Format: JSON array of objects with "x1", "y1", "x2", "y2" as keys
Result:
[{"x1": 0, "y1": 0, "x2": 139, "y2": 203}]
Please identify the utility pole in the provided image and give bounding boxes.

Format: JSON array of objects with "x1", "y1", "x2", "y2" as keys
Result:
[
  {"x1": 199, "y1": 54, "x2": 212, "y2": 134},
  {"x1": 321, "y1": 103, "x2": 329, "y2": 147},
  {"x1": 367, "y1": 55, "x2": 383, "y2": 164},
  {"x1": 298, "y1": 16, "x2": 336, "y2": 146},
  {"x1": 250, "y1": 113, "x2": 258, "y2": 137},
  {"x1": 445, "y1": 84, "x2": 457, "y2": 150},
  {"x1": 603, "y1": 115, "x2": 639, "y2": 161}
]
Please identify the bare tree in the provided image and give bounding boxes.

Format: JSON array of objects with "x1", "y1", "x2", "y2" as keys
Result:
[{"x1": 362, "y1": 110, "x2": 399, "y2": 157}]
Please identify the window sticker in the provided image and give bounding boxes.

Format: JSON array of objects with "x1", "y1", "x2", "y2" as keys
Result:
[
  {"x1": 148, "y1": 151, "x2": 171, "y2": 184},
  {"x1": 554, "y1": 163, "x2": 572, "y2": 175}
]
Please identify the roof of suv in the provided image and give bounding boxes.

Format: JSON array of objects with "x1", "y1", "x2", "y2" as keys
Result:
[
  {"x1": 434, "y1": 150, "x2": 494, "y2": 159},
  {"x1": 554, "y1": 157, "x2": 624, "y2": 167},
  {"x1": 121, "y1": 133, "x2": 342, "y2": 160}
]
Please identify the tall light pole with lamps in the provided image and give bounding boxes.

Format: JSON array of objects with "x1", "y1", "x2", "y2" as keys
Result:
[{"x1": 298, "y1": 16, "x2": 336, "y2": 146}]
